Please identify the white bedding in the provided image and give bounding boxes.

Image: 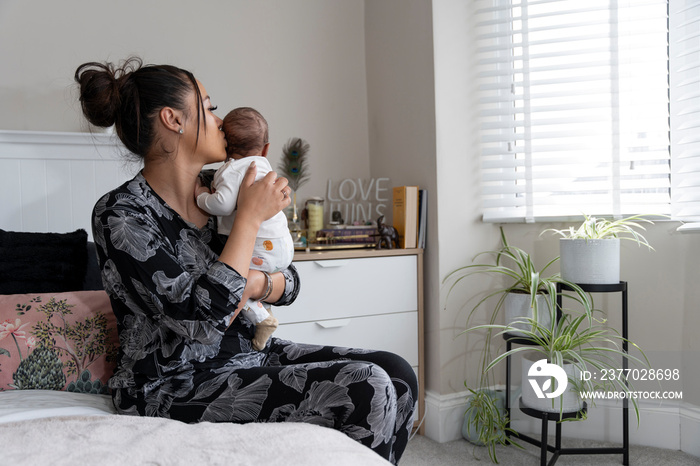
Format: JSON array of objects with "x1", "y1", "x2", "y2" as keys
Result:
[
  {"x1": 0, "y1": 389, "x2": 115, "y2": 423},
  {"x1": 0, "y1": 390, "x2": 392, "y2": 465}
]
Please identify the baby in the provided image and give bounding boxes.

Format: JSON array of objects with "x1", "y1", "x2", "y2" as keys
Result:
[{"x1": 196, "y1": 107, "x2": 294, "y2": 350}]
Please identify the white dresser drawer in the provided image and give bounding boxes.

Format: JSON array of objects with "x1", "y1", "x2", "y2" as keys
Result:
[
  {"x1": 275, "y1": 311, "x2": 419, "y2": 367},
  {"x1": 281, "y1": 255, "x2": 418, "y2": 323}
]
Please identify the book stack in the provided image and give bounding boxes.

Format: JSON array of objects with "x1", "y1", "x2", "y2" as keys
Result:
[
  {"x1": 392, "y1": 186, "x2": 427, "y2": 249},
  {"x1": 316, "y1": 227, "x2": 377, "y2": 245}
]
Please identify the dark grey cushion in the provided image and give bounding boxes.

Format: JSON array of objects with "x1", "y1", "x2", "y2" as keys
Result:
[
  {"x1": 0, "y1": 229, "x2": 89, "y2": 294},
  {"x1": 83, "y1": 241, "x2": 104, "y2": 291}
]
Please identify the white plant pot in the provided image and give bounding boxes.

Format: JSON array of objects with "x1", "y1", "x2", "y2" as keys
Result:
[
  {"x1": 504, "y1": 292, "x2": 553, "y2": 337},
  {"x1": 559, "y1": 238, "x2": 620, "y2": 285},
  {"x1": 521, "y1": 352, "x2": 584, "y2": 413}
]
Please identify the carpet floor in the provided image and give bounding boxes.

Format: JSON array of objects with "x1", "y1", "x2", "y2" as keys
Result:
[{"x1": 401, "y1": 434, "x2": 700, "y2": 466}]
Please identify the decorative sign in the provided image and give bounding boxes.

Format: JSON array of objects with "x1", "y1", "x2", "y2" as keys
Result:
[{"x1": 325, "y1": 178, "x2": 391, "y2": 225}]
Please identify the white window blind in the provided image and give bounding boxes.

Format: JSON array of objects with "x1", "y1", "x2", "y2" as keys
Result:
[
  {"x1": 670, "y1": 0, "x2": 700, "y2": 222},
  {"x1": 474, "y1": 0, "x2": 671, "y2": 223}
]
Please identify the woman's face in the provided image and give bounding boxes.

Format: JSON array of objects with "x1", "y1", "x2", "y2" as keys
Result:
[{"x1": 184, "y1": 80, "x2": 227, "y2": 165}]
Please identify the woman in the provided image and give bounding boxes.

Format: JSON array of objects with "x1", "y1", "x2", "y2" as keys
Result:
[{"x1": 75, "y1": 57, "x2": 417, "y2": 464}]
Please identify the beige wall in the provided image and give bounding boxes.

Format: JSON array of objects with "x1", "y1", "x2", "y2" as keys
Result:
[
  {"x1": 364, "y1": 0, "x2": 440, "y2": 394},
  {"x1": 681, "y1": 234, "x2": 700, "y2": 405},
  {"x1": 0, "y1": 0, "x2": 371, "y2": 205}
]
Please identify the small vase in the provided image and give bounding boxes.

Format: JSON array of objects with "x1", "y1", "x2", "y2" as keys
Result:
[
  {"x1": 288, "y1": 192, "x2": 304, "y2": 247},
  {"x1": 305, "y1": 197, "x2": 325, "y2": 243}
]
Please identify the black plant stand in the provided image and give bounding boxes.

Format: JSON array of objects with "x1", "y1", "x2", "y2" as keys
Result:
[
  {"x1": 515, "y1": 397, "x2": 587, "y2": 466},
  {"x1": 503, "y1": 281, "x2": 630, "y2": 466}
]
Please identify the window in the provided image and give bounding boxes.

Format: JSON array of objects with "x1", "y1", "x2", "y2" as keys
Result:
[
  {"x1": 670, "y1": 0, "x2": 700, "y2": 222},
  {"x1": 473, "y1": 0, "x2": 700, "y2": 223}
]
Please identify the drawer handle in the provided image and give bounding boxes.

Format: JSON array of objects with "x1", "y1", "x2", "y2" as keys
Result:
[
  {"x1": 313, "y1": 260, "x2": 349, "y2": 268},
  {"x1": 316, "y1": 319, "x2": 351, "y2": 329}
]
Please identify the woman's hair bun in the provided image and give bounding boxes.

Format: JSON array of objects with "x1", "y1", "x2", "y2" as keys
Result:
[
  {"x1": 75, "y1": 57, "x2": 142, "y2": 128},
  {"x1": 75, "y1": 57, "x2": 196, "y2": 158}
]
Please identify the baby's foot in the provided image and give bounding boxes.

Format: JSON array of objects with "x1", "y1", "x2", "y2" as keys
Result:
[{"x1": 252, "y1": 315, "x2": 279, "y2": 351}]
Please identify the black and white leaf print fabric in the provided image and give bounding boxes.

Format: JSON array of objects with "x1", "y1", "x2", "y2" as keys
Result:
[{"x1": 93, "y1": 173, "x2": 417, "y2": 465}]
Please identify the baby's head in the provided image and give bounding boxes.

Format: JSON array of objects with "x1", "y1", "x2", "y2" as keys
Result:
[{"x1": 222, "y1": 107, "x2": 269, "y2": 159}]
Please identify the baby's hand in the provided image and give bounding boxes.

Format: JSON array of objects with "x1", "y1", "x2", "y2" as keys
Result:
[{"x1": 194, "y1": 178, "x2": 211, "y2": 199}]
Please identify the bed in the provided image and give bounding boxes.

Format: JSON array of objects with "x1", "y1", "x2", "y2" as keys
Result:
[{"x1": 0, "y1": 228, "x2": 392, "y2": 465}]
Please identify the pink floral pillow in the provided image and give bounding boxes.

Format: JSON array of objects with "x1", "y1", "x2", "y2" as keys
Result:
[{"x1": 0, "y1": 291, "x2": 118, "y2": 393}]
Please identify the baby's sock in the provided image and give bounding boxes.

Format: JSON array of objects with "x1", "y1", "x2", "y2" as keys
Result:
[{"x1": 251, "y1": 303, "x2": 279, "y2": 351}]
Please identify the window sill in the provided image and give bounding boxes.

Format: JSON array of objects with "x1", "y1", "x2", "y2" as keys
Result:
[{"x1": 677, "y1": 223, "x2": 700, "y2": 233}]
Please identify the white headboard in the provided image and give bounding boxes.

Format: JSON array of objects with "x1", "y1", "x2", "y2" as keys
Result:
[{"x1": 0, "y1": 130, "x2": 139, "y2": 240}]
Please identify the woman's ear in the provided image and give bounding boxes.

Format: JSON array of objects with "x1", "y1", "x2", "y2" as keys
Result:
[{"x1": 159, "y1": 107, "x2": 184, "y2": 134}]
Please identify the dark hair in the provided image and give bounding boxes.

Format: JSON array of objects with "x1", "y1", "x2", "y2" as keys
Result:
[
  {"x1": 222, "y1": 107, "x2": 269, "y2": 158},
  {"x1": 75, "y1": 57, "x2": 205, "y2": 158}
]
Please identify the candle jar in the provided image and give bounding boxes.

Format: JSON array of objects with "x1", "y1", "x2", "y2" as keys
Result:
[{"x1": 305, "y1": 197, "x2": 325, "y2": 243}]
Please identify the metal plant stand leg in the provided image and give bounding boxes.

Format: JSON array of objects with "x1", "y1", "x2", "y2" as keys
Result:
[
  {"x1": 623, "y1": 286, "x2": 629, "y2": 465},
  {"x1": 518, "y1": 399, "x2": 587, "y2": 466},
  {"x1": 540, "y1": 411, "x2": 548, "y2": 466}
]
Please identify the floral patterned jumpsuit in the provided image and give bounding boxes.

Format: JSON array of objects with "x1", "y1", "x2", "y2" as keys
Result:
[{"x1": 92, "y1": 174, "x2": 418, "y2": 464}]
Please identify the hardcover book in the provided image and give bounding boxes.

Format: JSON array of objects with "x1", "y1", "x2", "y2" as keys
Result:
[{"x1": 392, "y1": 186, "x2": 419, "y2": 248}]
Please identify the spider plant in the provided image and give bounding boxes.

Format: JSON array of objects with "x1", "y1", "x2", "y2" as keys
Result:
[
  {"x1": 443, "y1": 227, "x2": 593, "y2": 331},
  {"x1": 462, "y1": 384, "x2": 518, "y2": 463},
  {"x1": 543, "y1": 214, "x2": 656, "y2": 249},
  {"x1": 443, "y1": 228, "x2": 594, "y2": 461},
  {"x1": 467, "y1": 310, "x2": 650, "y2": 423}
]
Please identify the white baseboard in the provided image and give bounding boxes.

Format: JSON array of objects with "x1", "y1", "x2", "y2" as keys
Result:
[
  {"x1": 424, "y1": 389, "x2": 700, "y2": 458},
  {"x1": 423, "y1": 390, "x2": 469, "y2": 443}
]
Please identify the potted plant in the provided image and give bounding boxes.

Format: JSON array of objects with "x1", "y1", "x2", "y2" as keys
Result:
[
  {"x1": 543, "y1": 214, "x2": 655, "y2": 285},
  {"x1": 467, "y1": 308, "x2": 650, "y2": 421},
  {"x1": 443, "y1": 228, "x2": 593, "y2": 461},
  {"x1": 444, "y1": 228, "x2": 650, "y2": 462},
  {"x1": 444, "y1": 228, "x2": 593, "y2": 337},
  {"x1": 461, "y1": 384, "x2": 512, "y2": 462}
]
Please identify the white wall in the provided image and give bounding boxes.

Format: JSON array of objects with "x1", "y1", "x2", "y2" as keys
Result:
[
  {"x1": 0, "y1": 0, "x2": 371, "y2": 206},
  {"x1": 364, "y1": 0, "x2": 441, "y2": 399}
]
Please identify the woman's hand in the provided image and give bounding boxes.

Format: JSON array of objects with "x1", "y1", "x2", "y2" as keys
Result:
[{"x1": 236, "y1": 161, "x2": 291, "y2": 225}]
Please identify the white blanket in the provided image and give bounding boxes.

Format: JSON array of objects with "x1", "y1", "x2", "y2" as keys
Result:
[
  {"x1": 0, "y1": 391, "x2": 391, "y2": 466},
  {"x1": 0, "y1": 389, "x2": 115, "y2": 423}
]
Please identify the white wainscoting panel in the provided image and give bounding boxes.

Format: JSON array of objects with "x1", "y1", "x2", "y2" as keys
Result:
[{"x1": 0, "y1": 130, "x2": 139, "y2": 239}]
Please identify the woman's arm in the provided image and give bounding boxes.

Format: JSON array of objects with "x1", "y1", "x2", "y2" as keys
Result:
[
  {"x1": 268, "y1": 264, "x2": 300, "y2": 306},
  {"x1": 243, "y1": 266, "x2": 296, "y2": 305},
  {"x1": 94, "y1": 200, "x2": 244, "y2": 328}
]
